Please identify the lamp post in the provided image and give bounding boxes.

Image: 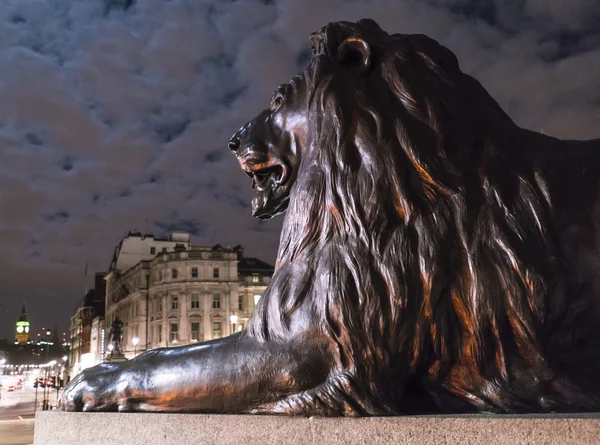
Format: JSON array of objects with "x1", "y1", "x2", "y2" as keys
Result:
[
  {"x1": 145, "y1": 273, "x2": 150, "y2": 353},
  {"x1": 43, "y1": 329, "x2": 52, "y2": 411},
  {"x1": 132, "y1": 337, "x2": 139, "y2": 358},
  {"x1": 58, "y1": 356, "x2": 67, "y2": 404},
  {"x1": 230, "y1": 313, "x2": 238, "y2": 334}
]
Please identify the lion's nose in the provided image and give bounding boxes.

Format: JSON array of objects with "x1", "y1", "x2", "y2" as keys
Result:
[{"x1": 228, "y1": 136, "x2": 241, "y2": 152}]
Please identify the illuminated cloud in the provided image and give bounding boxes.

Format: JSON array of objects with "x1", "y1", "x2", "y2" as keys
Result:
[{"x1": 0, "y1": 0, "x2": 598, "y2": 337}]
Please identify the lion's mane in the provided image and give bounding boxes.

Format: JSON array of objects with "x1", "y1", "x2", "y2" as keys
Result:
[{"x1": 246, "y1": 20, "x2": 600, "y2": 415}]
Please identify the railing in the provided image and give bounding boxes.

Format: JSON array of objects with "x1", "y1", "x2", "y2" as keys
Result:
[{"x1": 154, "y1": 250, "x2": 237, "y2": 263}]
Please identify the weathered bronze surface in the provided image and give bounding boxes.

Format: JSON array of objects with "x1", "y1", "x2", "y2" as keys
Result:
[{"x1": 62, "y1": 19, "x2": 600, "y2": 415}]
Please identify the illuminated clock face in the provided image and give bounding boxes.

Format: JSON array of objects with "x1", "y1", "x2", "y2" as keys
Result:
[
  {"x1": 25, "y1": 326, "x2": 29, "y2": 333},
  {"x1": 16, "y1": 326, "x2": 24, "y2": 333}
]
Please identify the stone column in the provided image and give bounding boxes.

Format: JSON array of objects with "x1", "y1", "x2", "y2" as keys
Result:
[
  {"x1": 161, "y1": 294, "x2": 168, "y2": 347},
  {"x1": 203, "y1": 291, "x2": 212, "y2": 341},
  {"x1": 180, "y1": 292, "x2": 189, "y2": 344},
  {"x1": 225, "y1": 287, "x2": 231, "y2": 337}
]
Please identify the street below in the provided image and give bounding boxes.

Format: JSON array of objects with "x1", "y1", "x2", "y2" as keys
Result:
[{"x1": 0, "y1": 385, "x2": 53, "y2": 445}]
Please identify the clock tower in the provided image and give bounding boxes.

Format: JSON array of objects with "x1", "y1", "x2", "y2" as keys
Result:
[{"x1": 15, "y1": 304, "x2": 30, "y2": 345}]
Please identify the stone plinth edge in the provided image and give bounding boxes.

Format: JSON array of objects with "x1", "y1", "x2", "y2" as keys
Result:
[{"x1": 34, "y1": 411, "x2": 600, "y2": 445}]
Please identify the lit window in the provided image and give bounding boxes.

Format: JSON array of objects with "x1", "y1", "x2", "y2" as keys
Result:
[
  {"x1": 252, "y1": 275, "x2": 259, "y2": 283},
  {"x1": 171, "y1": 295, "x2": 179, "y2": 310},
  {"x1": 212, "y1": 293, "x2": 221, "y2": 309},
  {"x1": 191, "y1": 292, "x2": 200, "y2": 309},
  {"x1": 170, "y1": 323, "x2": 179, "y2": 342},
  {"x1": 191, "y1": 322, "x2": 201, "y2": 341},
  {"x1": 191, "y1": 267, "x2": 198, "y2": 278},
  {"x1": 191, "y1": 293, "x2": 200, "y2": 309},
  {"x1": 212, "y1": 322, "x2": 222, "y2": 339}
]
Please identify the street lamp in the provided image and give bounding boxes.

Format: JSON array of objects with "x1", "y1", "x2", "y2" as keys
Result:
[
  {"x1": 230, "y1": 313, "x2": 238, "y2": 334},
  {"x1": 132, "y1": 337, "x2": 139, "y2": 357},
  {"x1": 42, "y1": 329, "x2": 52, "y2": 411}
]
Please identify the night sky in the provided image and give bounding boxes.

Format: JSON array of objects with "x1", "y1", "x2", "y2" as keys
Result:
[{"x1": 0, "y1": 0, "x2": 599, "y2": 340}]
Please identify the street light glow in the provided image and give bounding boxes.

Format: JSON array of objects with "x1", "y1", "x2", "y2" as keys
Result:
[
  {"x1": 230, "y1": 314, "x2": 238, "y2": 324},
  {"x1": 132, "y1": 337, "x2": 140, "y2": 346}
]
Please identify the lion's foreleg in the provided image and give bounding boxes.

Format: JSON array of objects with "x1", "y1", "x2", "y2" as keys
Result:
[{"x1": 62, "y1": 332, "x2": 333, "y2": 413}]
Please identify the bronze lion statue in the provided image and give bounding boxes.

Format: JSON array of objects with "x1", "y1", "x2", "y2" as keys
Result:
[{"x1": 62, "y1": 19, "x2": 600, "y2": 415}]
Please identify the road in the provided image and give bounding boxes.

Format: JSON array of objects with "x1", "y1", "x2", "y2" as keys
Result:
[{"x1": 0, "y1": 385, "x2": 57, "y2": 445}]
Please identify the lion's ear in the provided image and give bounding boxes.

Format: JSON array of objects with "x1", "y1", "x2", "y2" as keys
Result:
[{"x1": 336, "y1": 37, "x2": 371, "y2": 75}]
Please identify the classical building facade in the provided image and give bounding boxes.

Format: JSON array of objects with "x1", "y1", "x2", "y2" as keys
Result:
[
  {"x1": 68, "y1": 273, "x2": 106, "y2": 378},
  {"x1": 71, "y1": 231, "x2": 274, "y2": 370}
]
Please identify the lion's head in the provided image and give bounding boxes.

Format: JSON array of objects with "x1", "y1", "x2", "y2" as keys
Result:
[
  {"x1": 228, "y1": 74, "x2": 308, "y2": 219},
  {"x1": 229, "y1": 19, "x2": 514, "y2": 220}
]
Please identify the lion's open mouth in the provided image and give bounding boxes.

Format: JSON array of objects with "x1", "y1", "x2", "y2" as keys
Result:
[
  {"x1": 243, "y1": 162, "x2": 288, "y2": 192},
  {"x1": 236, "y1": 154, "x2": 292, "y2": 219}
]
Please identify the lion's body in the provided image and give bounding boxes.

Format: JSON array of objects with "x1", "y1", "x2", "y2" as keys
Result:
[
  {"x1": 62, "y1": 19, "x2": 600, "y2": 416},
  {"x1": 245, "y1": 22, "x2": 600, "y2": 414}
]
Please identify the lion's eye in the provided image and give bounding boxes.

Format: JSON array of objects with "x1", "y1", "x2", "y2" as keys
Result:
[{"x1": 270, "y1": 94, "x2": 284, "y2": 111}]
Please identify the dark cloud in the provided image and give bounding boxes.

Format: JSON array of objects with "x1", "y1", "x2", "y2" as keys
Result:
[
  {"x1": 154, "y1": 216, "x2": 204, "y2": 237},
  {"x1": 43, "y1": 210, "x2": 70, "y2": 222},
  {"x1": 59, "y1": 156, "x2": 74, "y2": 171},
  {"x1": 0, "y1": 0, "x2": 598, "y2": 339}
]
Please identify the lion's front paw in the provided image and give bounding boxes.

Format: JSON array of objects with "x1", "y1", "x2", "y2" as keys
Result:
[{"x1": 60, "y1": 363, "x2": 122, "y2": 412}]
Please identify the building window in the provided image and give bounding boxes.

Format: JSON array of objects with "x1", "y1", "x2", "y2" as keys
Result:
[
  {"x1": 171, "y1": 295, "x2": 179, "y2": 310},
  {"x1": 162, "y1": 247, "x2": 167, "y2": 253},
  {"x1": 212, "y1": 293, "x2": 221, "y2": 309},
  {"x1": 191, "y1": 267, "x2": 198, "y2": 278},
  {"x1": 150, "y1": 247, "x2": 156, "y2": 255},
  {"x1": 191, "y1": 322, "x2": 201, "y2": 341},
  {"x1": 213, "y1": 267, "x2": 219, "y2": 278},
  {"x1": 254, "y1": 294, "x2": 261, "y2": 305},
  {"x1": 158, "y1": 324, "x2": 162, "y2": 343},
  {"x1": 252, "y1": 275, "x2": 259, "y2": 283},
  {"x1": 212, "y1": 322, "x2": 222, "y2": 339},
  {"x1": 191, "y1": 293, "x2": 200, "y2": 309},
  {"x1": 238, "y1": 295, "x2": 244, "y2": 311},
  {"x1": 170, "y1": 323, "x2": 179, "y2": 343},
  {"x1": 172, "y1": 268, "x2": 178, "y2": 279}
]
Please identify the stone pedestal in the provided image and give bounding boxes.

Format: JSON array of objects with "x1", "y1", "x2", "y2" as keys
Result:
[
  {"x1": 104, "y1": 353, "x2": 127, "y2": 363},
  {"x1": 34, "y1": 411, "x2": 600, "y2": 445}
]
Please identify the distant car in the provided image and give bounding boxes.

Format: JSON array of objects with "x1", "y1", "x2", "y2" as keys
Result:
[{"x1": 7, "y1": 385, "x2": 15, "y2": 392}]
